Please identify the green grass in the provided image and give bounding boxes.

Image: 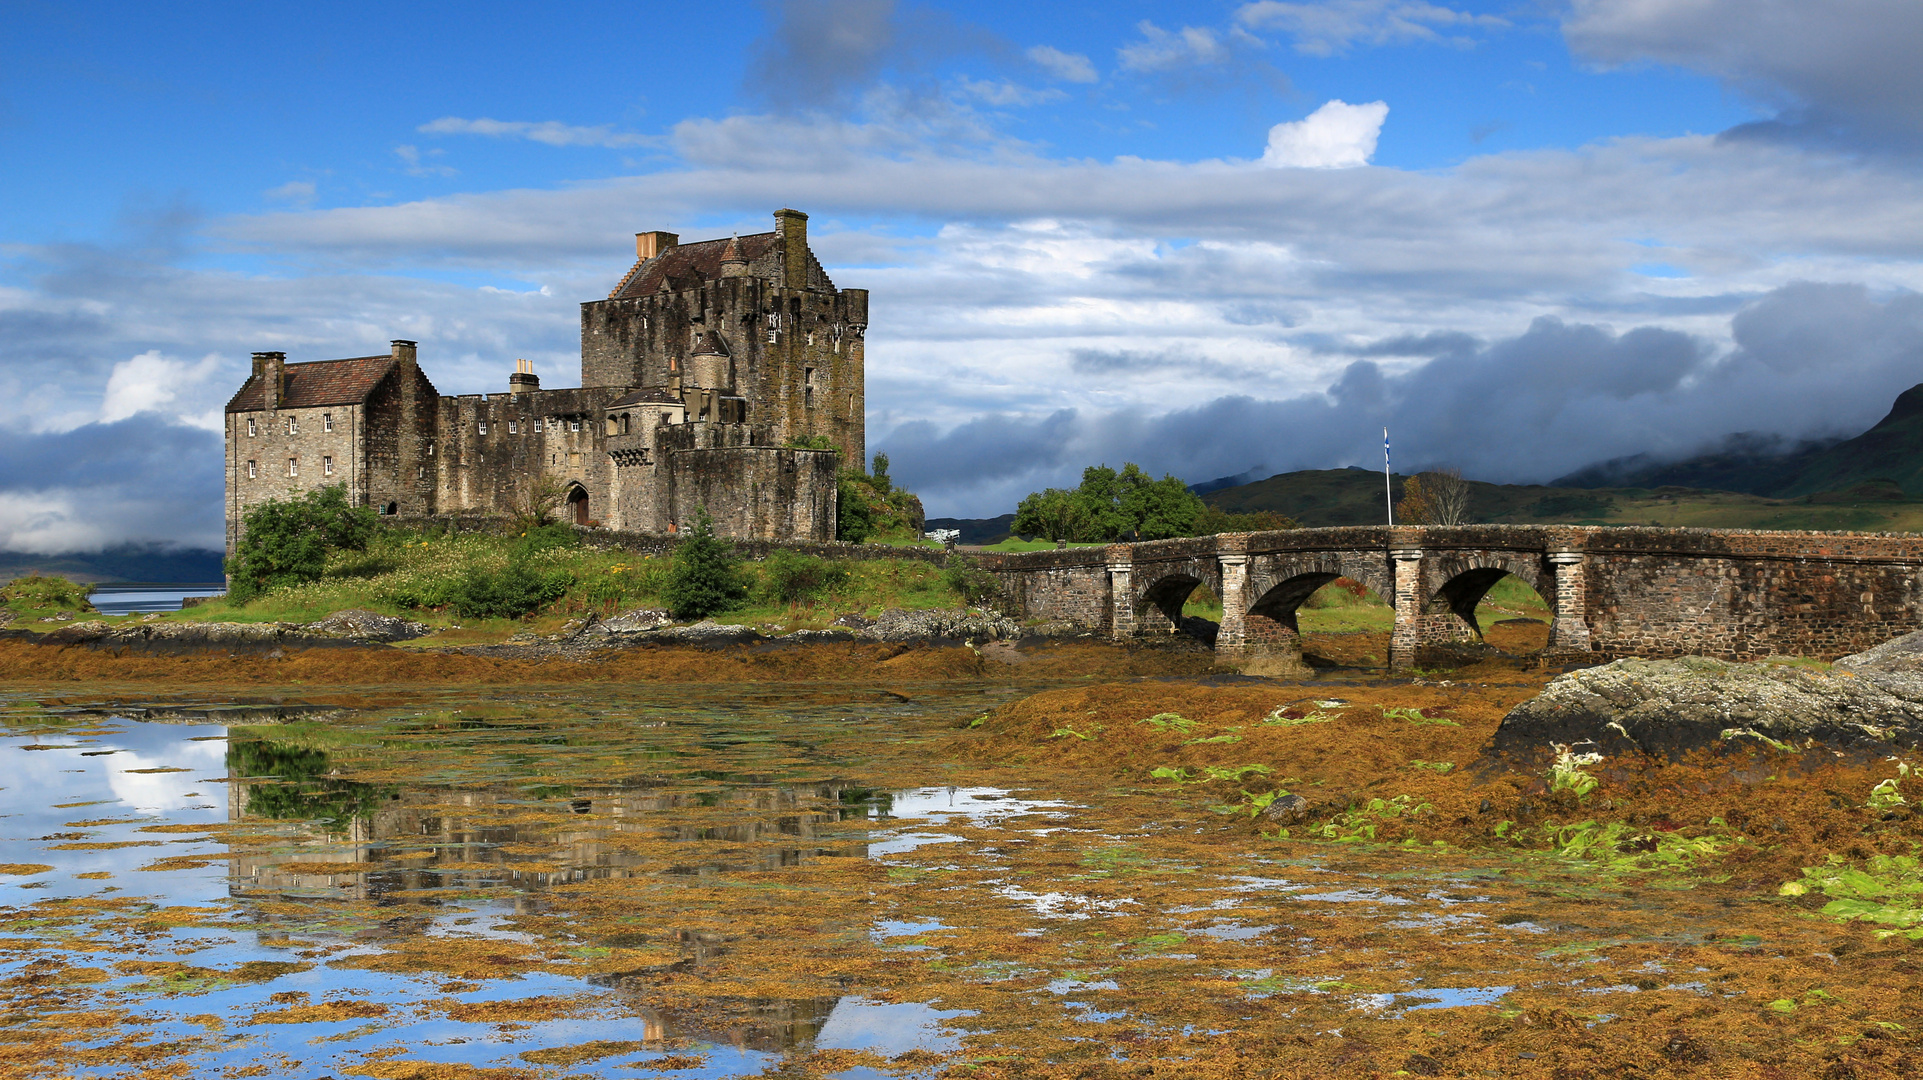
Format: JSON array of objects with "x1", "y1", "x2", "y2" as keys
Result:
[
  {"x1": 1178, "y1": 573, "x2": 1551, "y2": 636},
  {"x1": 976, "y1": 538, "x2": 1110, "y2": 553},
  {"x1": 1, "y1": 575, "x2": 96, "y2": 623},
  {"x1": 141, "y1": 526, "x2": 981, "y2": 642}
]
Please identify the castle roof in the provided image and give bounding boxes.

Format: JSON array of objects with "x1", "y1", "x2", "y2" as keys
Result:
[
  {"x1": 608, "y1": 232, "x2": 782, "y2": 299},
  {"x1": 225, "y1": 355, "x2": 394, "y2": 413}
]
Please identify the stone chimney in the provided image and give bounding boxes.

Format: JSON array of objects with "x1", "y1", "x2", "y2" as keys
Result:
[
  {"x1": 252, "y1": 352, "x2": 286, "y2": 411},
  {"x1": 718, "y1": 234, "x2": 749, "y2": 278},
  {"x1": 635, "y1": 231, "x2": 679, "y2": 261},
  {"x1": 510, "y1": 357, "x2": 540, "y2": 394},
  {"x1": 774, "y1": 208, "x2": 808, "y2": 289},
  {"x1": 390, "y1": 339, "x2": 417, "y2": 367}
]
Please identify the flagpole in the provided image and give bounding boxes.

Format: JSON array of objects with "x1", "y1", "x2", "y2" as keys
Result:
[{"x1": 1384, "y1": 428, "x2": 1394, "y2": 527}]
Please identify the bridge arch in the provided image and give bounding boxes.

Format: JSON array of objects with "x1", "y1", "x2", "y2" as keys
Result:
[
  {"x1": 1135, "y1": 570, "x2": 1218, "y2": 644},
  {"x1": 1421, "y1": 555, "x2": 1553, "y2": 651}
]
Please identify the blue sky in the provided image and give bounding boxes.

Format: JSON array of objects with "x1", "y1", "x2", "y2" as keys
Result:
[{"x1": 5, "y1": 1, "x2": 1923, "y2": 548}]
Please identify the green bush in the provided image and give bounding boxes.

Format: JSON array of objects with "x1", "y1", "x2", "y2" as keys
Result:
[
  {"x1": 760, "y1": 550, "x2": 848, "y2": 605},
  {"x1": 838, "y1": 453, "x2": 924, "y2": 543},
  {"x1": 662, "y1": 509, "x2": 749, "y2": 620},
  {"x1": 2, "y1": 575, "x2": 94, "y2": 613},
  {"x1": 941, "y1": 563, "x2": 999, "y2": 606},
  {"x1": 226, "y1": 485, "x2": 378, "y2": 601},
  {"x1": 447, "y1": 561, "x2": 573, "y2": 620}
]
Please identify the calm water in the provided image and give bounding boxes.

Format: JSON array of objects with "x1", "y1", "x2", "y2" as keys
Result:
[
  {"x1": 0, "y1": 684, "x2": 1840, "y2": 1077},
  {"x1": 88, "y1": 585, "x2": 226, "y2": 616}
]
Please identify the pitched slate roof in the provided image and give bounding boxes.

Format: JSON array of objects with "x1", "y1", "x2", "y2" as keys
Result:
[
  {"x1": 225, "y1": 355, "x2": 394, "y2": 413},
  {"x1": 608, "y1": 232, "x2": 781, "y2": 299}
]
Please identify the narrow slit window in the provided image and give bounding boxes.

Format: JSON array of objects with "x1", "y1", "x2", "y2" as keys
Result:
[
  {"x1": 287, "y1": 457, "x2": 298, "y2": 477},
  {"x1": 247, "y1": 460, "x2": 257, "y2": 479},
  {"x1": 246, "y1": 418, "x2": 257, "y2": 437},
  {"x1": 322, "y1": 455, "x2": 333, "y2": 476}
]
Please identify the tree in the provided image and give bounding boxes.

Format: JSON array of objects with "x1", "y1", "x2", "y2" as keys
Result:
[
  {"x1": 1012, "y1": 488, "x2": 1088, "y2": 543},
  {"x1": 661, "y1": 508, "x2": 749, "y2": 619},
  {"x1": 514, "y1": 473, "x2": 574, "y2": 528},
  {"x1": 1400, "y1": 468, "x2": 1473, "y2": 525},
  {"x1": 1014, "y1": 463, "x2": 1208, "y2": 542},
  {"x1": 225, "y1": 485, "x2": 378, "y2": 601}
]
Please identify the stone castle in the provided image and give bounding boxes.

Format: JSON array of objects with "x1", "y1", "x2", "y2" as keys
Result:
[{"x1": 224, "y1": 208, "x2": 864, "y2": 551}]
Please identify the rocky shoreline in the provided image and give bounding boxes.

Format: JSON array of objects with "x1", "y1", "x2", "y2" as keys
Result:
[{"x1": 0, "y1": 605, "x2": 1095, "y2": 660}]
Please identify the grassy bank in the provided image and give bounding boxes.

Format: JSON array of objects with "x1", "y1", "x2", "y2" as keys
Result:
[{"x1": 45, "y1": 526, "x2": 991, "y2": 643}]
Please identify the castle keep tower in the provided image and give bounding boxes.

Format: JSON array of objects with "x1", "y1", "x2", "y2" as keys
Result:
[
  {"x1": 224, "y1": 208, "x2": 851, "y2": 550},
  {"x1": 580, "y1": 208, "x2": 867, "y2": 466}
]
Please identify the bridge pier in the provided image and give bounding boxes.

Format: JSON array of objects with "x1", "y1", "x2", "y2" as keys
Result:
[
  {"x1": 1388, "y1": 546, "x2": 1426, "y2": 671},
  {"x1": 1106, "y1": 548, "x2": 1135, "y2": 643},
  {"x1": 1546, "y1": 550, "x2": 1591, "y2": 651}
]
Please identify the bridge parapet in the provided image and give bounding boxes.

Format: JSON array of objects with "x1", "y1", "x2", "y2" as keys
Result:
[{"x1": 984, "y1": 524, "x2": 1923, "y2": 670}]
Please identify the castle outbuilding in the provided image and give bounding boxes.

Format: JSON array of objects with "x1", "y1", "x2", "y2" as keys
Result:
[{"x1": 223, "y1": 208, "x2": 863, "y2": 551}]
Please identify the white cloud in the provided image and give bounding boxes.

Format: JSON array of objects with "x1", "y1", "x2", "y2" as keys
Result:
[
  {"x1": 1239, "y1": 0, "x2": 1507, "y2": 56},
  {"x1": 264, "y1": 180, "x2": 316, "y2": 206},
  {"x1": 394, "y1": 144, "x2": 457, "y2": 178},
  {"x1": 100, "y1": 351, "x2": 224, "y2": 429},
  {"x1": 1260, "y1": 99, "x2": 1389, "y2": 167},
  {"x1": 417, "y1": 116, "x2": 658, "y2": 149},
  {"x1": 957, "y1": 78, "x2": 1066, "y2": 107},
  {"x1": 1027, "y1": 45, "x2": 1098, "y2": 83},
  {"x1": 1118, "y1": 22, "x2": 1236, "y2": 72}
]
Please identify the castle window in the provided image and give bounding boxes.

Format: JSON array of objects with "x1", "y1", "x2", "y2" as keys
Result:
[
  {"x1": 534, "y1": 418, "x2": 543, "y2": 433},
  {"x1": 286, "y1": 416, "x2": 299, "y2": 435},
  {"x1": 323, "y1": 413, "x2": 333, "y2": 432},
  {"x1": 246, "y1": 418, "x2": 257, "y2": 437},
  {"x1": 426, "y1": 441, "x2": 434, "y2": 456},
  {"x1": 804, "y1": 367, "x2": 816, "y2": 408},
  {"x1": 247, "y1": 460, "x2": 257, "y2": 479},
  {"x1": 478, "y1": 421, "x2": 487, "y2": 435},
  {"x1": 287, "y1": 457, "x2": 298, "y2": 477},
  {"x1": 417, "y1": 466, "x2": 424, "y2": 479},
  {"x1": 508, "y1": 420, "x2": 517, "y2": 434},
  {"x1": 322, "y1": 456, "x2": 333, "y2": 476},
  {"x1": 570, "y1": 419, "x2": 580, "y2": 432}
]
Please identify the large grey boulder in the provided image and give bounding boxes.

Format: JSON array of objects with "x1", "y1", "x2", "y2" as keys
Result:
[
  {"x1": 864, "y1": 607, "x2": 1022, "y2": 643},
  {"x1": 1494, "y1": 655, "x2": 1923, "y2": 757},
  {"x1": 304, "y1": 609, "x2": 429, "y2": 642},
  {"x1": 589, "y1": 608, "x2": 672, "y2": 635},
  {"x1": 1834, "y1": 629, "x2": 1923, "y2": 676}
]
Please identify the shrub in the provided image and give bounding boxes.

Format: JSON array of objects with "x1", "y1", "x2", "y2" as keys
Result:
[
  {"x1": 941, "y1": 563, "x2": 998, "y2": 606},
  {"x1": 226, "y1": 485, "x2": 378, "y2": 601},
  {"x1": 447, "y1": 561, "x2": 573, "y2": 620},
  {"x1": 760, "y1": 550, "x2": 848, "y2": 606},
  {"x1": 2, "y1": 575, "x2": 94, "y2": 613},
  {"x1": 662, "y1": 509, "x2": 749, "y2": 620}
]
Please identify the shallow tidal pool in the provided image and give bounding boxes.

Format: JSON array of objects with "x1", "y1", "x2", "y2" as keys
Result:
[{"x1": 0, "y1": 683, "x2": 1912, "y2": 1078}]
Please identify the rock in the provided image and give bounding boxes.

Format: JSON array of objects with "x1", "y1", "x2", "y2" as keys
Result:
[
  {"x1": 864, "y1": 607, "x2": 1022, "y2": 643},
  {"x1": 304, "y1": 609, "x2": 429, "y2": 642},
  {"x1": 53, "y1": 612, "x2": 72, "y2": 622},
  {"x1": 830, "y1": 613, "x2": 874, "y2": 631},
  {"x1": 641, "y1": 621, "x2": 764, "y2": 646},
  {"x1": 0, "y1": 610, "x2": 13, "y2": 628},
  {"x1": 36, "y1": 620, "x2": 372, "y2": 656},
  {"x1": 1494, "y1": 655, "x2": 1923, "y2": 758},
  {"x1": 1835, "y1": 630, "x2": 1923, "y2": 675},
  {"x1": 593, "y1": 608, "x2": 671, "y2": 634},
  {"x1": 781, "y1": 628, "x2": 860, "y2": 644},
  {"x1": 1259, "y1": 793, "x2": 1310, "y2": 825}
]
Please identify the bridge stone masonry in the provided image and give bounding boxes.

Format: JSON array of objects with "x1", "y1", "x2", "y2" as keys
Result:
[{"x1": 977, "y1": 525, "x2": 1923, "y2": 671}]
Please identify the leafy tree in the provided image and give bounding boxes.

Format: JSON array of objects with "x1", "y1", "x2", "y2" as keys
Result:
[
  {"x1": 226, "y1": 485, "x2": 378, "y2": 601},
  {"x1": 870, "y1": 453, "x2": 893, "y2": 496},
  {"x1": 1011, "y1": 488, "x2": 1088, "y2": 543},
  {"x1": 662, "y1": 508, "x2": 749, "y2": 619},
  {"x1": 1013, "y1": 463, "x2": 1208, "y2": 542},
  {"x1": 838, "y1": 471, "x2": 877, "y2": 543}
]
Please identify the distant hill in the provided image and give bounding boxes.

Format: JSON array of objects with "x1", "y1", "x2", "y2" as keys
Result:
[
  {"x1": 1557, "y1": 382, "x2": 1923, "y2": 498},
  {"x1": 0, "y1": 545, "x2": 226, "y2": 584},
  {"x1": 1201, "y1": 468, "x2": 1623, "y2": 527}
]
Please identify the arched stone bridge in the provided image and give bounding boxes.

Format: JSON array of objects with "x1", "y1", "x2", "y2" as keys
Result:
[{"x1": 979, "y1": 525, "x2": 1923, "y2": 669}]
